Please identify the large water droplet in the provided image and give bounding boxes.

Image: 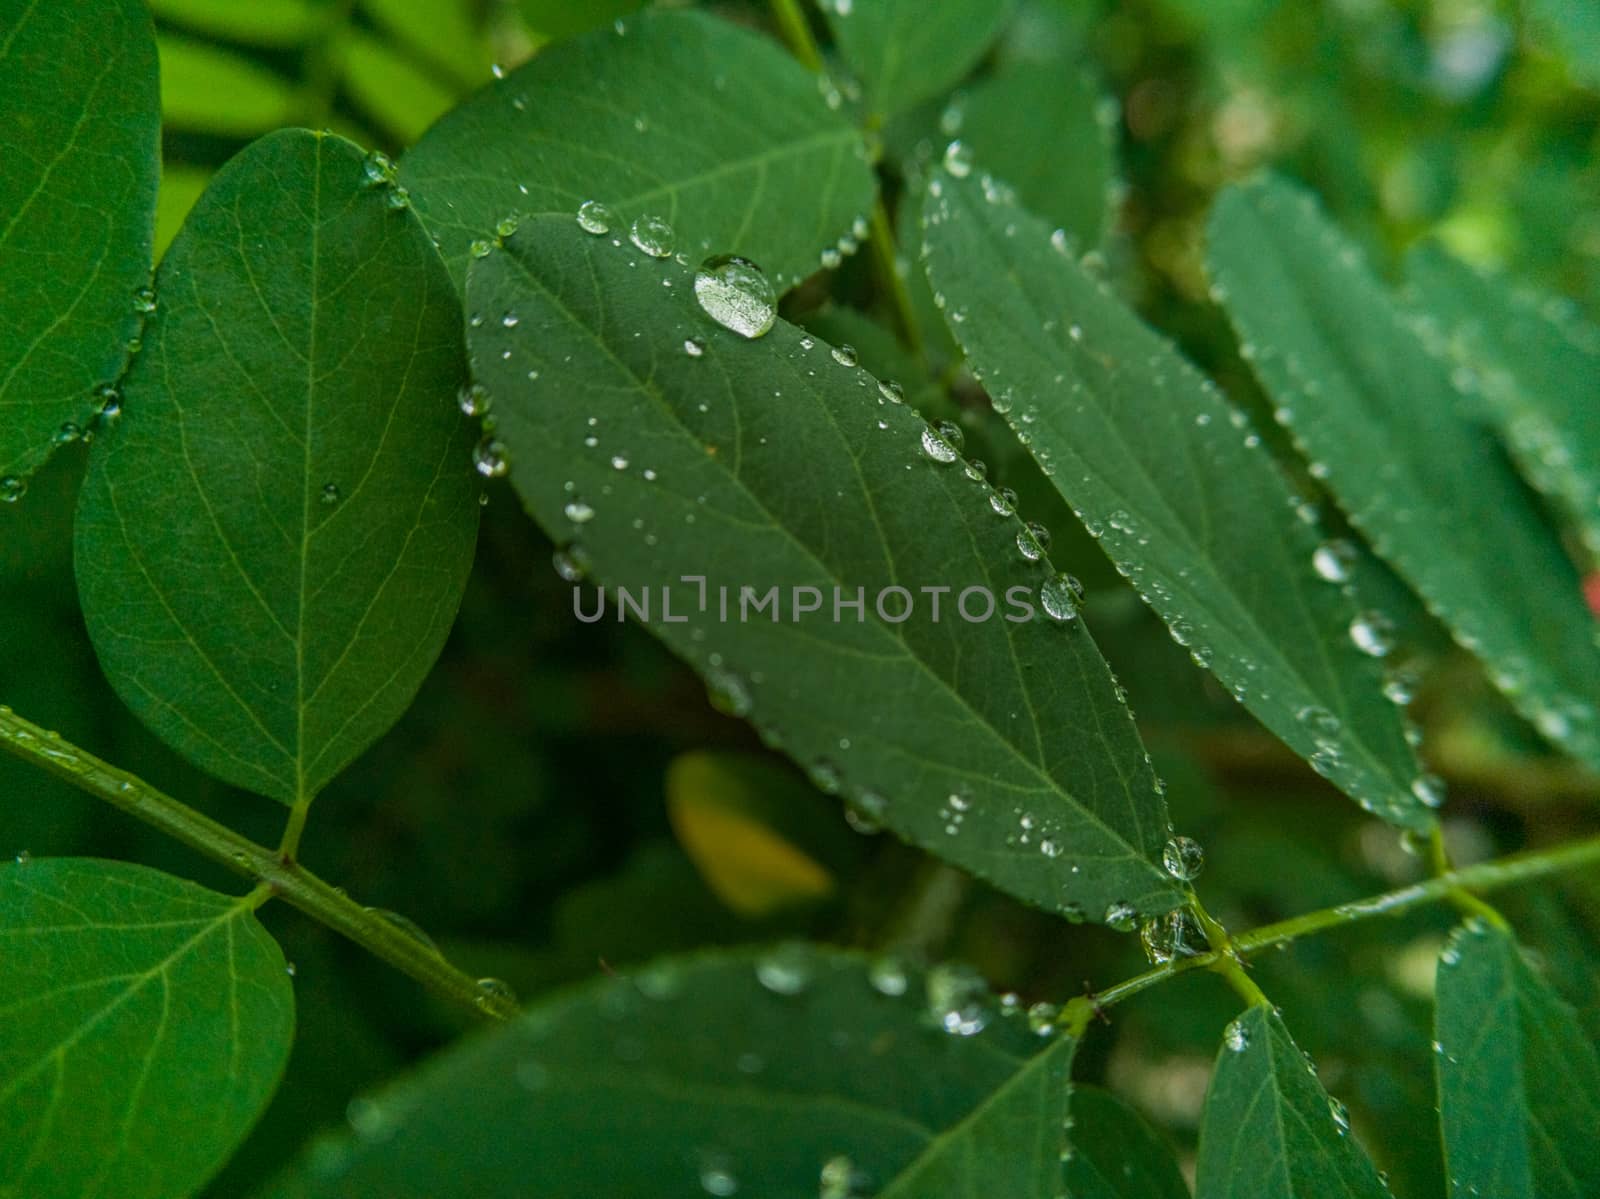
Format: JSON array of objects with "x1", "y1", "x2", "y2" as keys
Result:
[
  {"x1": 693, "y1": 255, "x2": 776, "y2": 339},
  {"x1": 756, "y1": 943, "x2": 813, "y2": 995},
  {"x1": 1349, "y1": 611, "x2": 1396, "y2": 657},
  {"x1": 943, "y1": 139, "x2": 975, "y2": 178},
  {"x1": 868, "y1": 955, "x2": 908, "y2": 997},
  {"x1": 1039, "y1": 573, "x2": 1084, "y2": 622},
  {"x1": 1224, "y1": 1017, "x2": 1251, "y2": 1052},
  {"x1": 1017, "y1": 522, "x2": 1051, "y2": 561},
  {"x1": 1410, "y1": 772, "x2": 1446, "y2": 808},
  {"x1": 925, "y1": 962, "x2": 989, "y2": 1036},
  {"x1": 473, "y1": 437, "x2": 509, "y2": 478},
  {"x1": 629, "y1": 213, "x2": 675, "y2": 257},
  {"x1": 475, "y1": 977, "x2": 517, "y2": 1012},
  {"x1": 1104, "y1": 901, "x2": 1137, "y2": 932},
  {"x1": 1312, "y1": 539, "x2": 1357, "y2": 583},
  {"x1": 920, "y1": 422, "x2": 961, "y2": 463},
  {"x1": 1161, "y1": 835, "x2": 1205, "y2": 881},
  {"x1": 830, "y1": 343, "x2": 858, "y2": 367},
  {"x1": 576, "y1": 200, "x2": 615, "y2": 235}
]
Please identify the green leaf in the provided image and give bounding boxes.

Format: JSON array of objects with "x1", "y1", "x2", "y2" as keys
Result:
[
  {"x1": 0, "y1": 0, "x2": 159, "y2": 483},
  {"x1": 467, "y1": 214, "x2": 1182, "y2": 923},
  {"x1": 155, "y1": 164, "x2": 213, "y2": 262},
  {"x1": 1064, "y1": 1086, "x2": 1190, "y2": 1199},
  {"x1": 157, "y1": 34, "x2": 298, "y2": 136},
  {"x1": 1405, "y1": 242, "x2": 1600, "y2": 560},
  {"x1": 399, "y1": 9, "x2": 877, "y2": 290},
  {"x1": 148, "y1": 0, "x2": 328, "y2": 47},
  {"x1": 1195, "y1": 1005, "x2": 1389, "y2": 1199},
  {"x1": 1434, "y1": 920, "x2": 1600, "y2": 1199},
  {"x1": 360, "y1": 0, "x2": 487, "y2": 90},
  {"x1": 519, "y1": 0, "x2": 645, "y2": 42},
  {"x1": 949, "y1": 60, "x2": 1119, "y2": 252},
  {"x1": 263, "y1": 947, "x2": 1077, "y2": 1198},
  {"x1": 0, "y1": 857, "x2": 293, "y2": 1199},
  {"x1": 921, "y1": 171, "x2": 1430, "y2": 829},
  {"x1": 75, "y1": 130, "x2": 479, "y2": 807},
  {"x1": 340, "y1": 29, "x2": 460, "y2": 145},
  {"x1": 1206, "y1": 174, "x2": 1600, "y2": 770},
  {"x1": 1528, "y1": 0, "x2": 1600, "y2": 88},
  {"x1": 819, "y1": 0, "x2": 1018, "y2": 121}
]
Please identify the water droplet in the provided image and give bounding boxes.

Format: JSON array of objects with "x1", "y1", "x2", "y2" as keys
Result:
[
  {"x1": 361, "y1": 150, "x2": 396, "y2": 187},
  {"x1": 563, "y1": 496, "x2": 596, "y2": 523},
  {"x1": 1410, "y1": 772, "x2": 1446, "y2": 808},
  {"x1": 920, "y1": 423, "x2": 961, "y2": 463},
  {"x1": 629, "y1": 213, "x2": 675, "y2": 257},
  {"x1": 693, "y1": 255, "x2": 776, "y2": 339},
  {"x1": 500, "y1": 311, "x2": 520, "y2": 329},
  {"x1": 704, "y1": 666, "x2": 752, "y2": 717},
  {"x1": 1328, "y1": 1096, "x2": 1350, "y2": 1134},
  {"x1": 1224, "y1": 1018, "x2": 1250, "y2": 1052},
  {"x1": 830, "y1": 343, "x2": 858, "y2": 367},
  {"x1": 1139, "y1": 910, "x2": 1207, "y2": 964},
  {"x1": 878, "y1": 378, "x2": 904, "y2": 403},
  {"x1": 1162, "y1": 835, "x2": 1205, "y2": 881},
  {"x1": 132, "y1": 285, "x2": 157, "y2": 314},
  {"x1": 53, "y1": 422, "x2": 82, "y2": 446},
  {"x1": 473, "y1": 437, "x2": 510, "y2": 478},
  {"x1": 1104, "y1": 901, "x2": 1137, "y2": 932},
  {"x1": 94, "y1": 383, "x2": 123, "y2": 418},
  {"x1": 469, "y1": 239, "x2": 493, "y2": 259},
  {"x1": 576, "y1": 200, "x2": 615, "y2": 235},
  {"x1": 475, "y1": 977, "x2": 517, "y2": 1012},
  {"x1": 13, "y1": 849, "x2": 31, "y2": 865},
  {"x1": 458, "y1": 382, "x2": 491, "y2": 417},
  {"x1": 943, "y1": 139, "x2": 974, "y2": 178},
  {"x1": 925, "y1": 962, "x2": 989, "y2": 1036},
  {"x1": 1017, "y1": 522, "x2": 1051, "y2": 561},
  {"x1": 320, "y1": 482, "x2": 341, "y2": 506},
  {"x1": 868, "y1": 955, "x2": 908, "y2": 997},
  {"x1": 756, "y1": 943, "x2": 813, "y2": 995},
  {"x1": 0, "y1": 476, "x2": 26, "y2": 504},
  {"x1": 699, "y1": 1154, "x2": 739, "y2": 1196},
  {"x1": 989, "y1": 487, "x2": 1017, "y2": 516},
  {"x1": 1349, "y1": 611, "x2": 1396, "y2": 657},
  {"x1": 684, "y1": 336, "x2": 706, "y2": 357},
  {"x1": 1312, "y1": 539, "x2": 1357, "y2": 583},
  {"x1": 495, "y1": 216, "x2": 519, "y2": 239},
  {"x1": 819, "y1": 1155, "x2": 868, "y2": 1199},
  {"x1": 1297, "y1": 705, "x2": 1341, "y2": 738},
  {"x1": 1039, "y1": 573, "x2": 1084, "y2": 622}
]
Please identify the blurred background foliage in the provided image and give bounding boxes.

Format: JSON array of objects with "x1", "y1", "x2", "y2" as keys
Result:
[{"x1": 2, "y1": 0, "x2": 1597, "y2": 1194}]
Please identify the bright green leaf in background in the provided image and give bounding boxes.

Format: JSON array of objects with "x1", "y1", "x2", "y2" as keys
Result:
[
  {"x1": 467, "y1": 214, "x2": 1183, "y2": 923},
  {"x1": 1405, "y1": 242, "x2": 1600, "y2": 560},
  {"x1": 1207, "y1": 175, "x2": 1600, "y2": 771},
  {"x1": 340, "y1": 29, "x2": 460, "y2": 145},
  {"x1": 360, "y1": 0, "x2": 487, "y2": 91},
  {"x1": 819, "y1": 0, "x2": 1018, "y2": 122},
  {"x1": 1434, "y1": 921, "x2": 1600, "y2": 1198},
  {"x1": 922, "y1": 171, "x2": 1431, "y2": 829},
  {"x1": 400, "y1": 9, "x2": 877, "y2": 290},
  {"x1": 75, "y1": 130, "x2": 479, "y2": 808},
  {"x1": 265, "y1": 948, "x2": 1076, "y2": 1198},
  {"x1": 1064, "y1": 1086, "x2": 1190, "y2": 1199},
  {"x1": 945, "y1": 60, "x2": 1120, "y2": 254},
  {"x1": 1195, "y1": 1005, "x2": 1389, "y2": 1199},
  {"x1": 157, "y1": 34, "x2": 299, "y2": 136},
  {"x1": 147, "y1": 0, "x2": 328, "y2": 48},
  {"x1": 519, "y1": 0, "x2": 645, "y2": 42},
  {"x1": 0, "y1": 858, "x2": 293, "y2": 1199},
  {"x1": 1527, "y1": 0, "x2": 1600, "y2": 88},
  {"x1": 0, "y1": 0, "x2": 158, "y2": 485}
]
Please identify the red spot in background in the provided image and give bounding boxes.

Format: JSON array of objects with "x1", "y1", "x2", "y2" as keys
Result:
[{"x1": 1585, "y1": 572, "x2": 1600, "y2": 617}]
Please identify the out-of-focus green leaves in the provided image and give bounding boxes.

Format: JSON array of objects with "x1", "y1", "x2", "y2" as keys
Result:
[
  {"x1": 158, "y1": 34, "x2": 298, "y2": 135},
  {"x1": 1405, "y1": 241, "x2": 1600, "y2": 560},
  {"x1": 1196, "y1": 1005, "x2": 1389, "y2": 1198},
  {"x1": 520, "y1": 0, "x2": 646, "y2": 41},
  {"x1": 0, "y1": 0, "x2": 158, "y2": 484},
  {"x1": 467, "y1": 213, "x2": 1184, "y2": 923},
  {"x1": 819, "y1": 0, "x2": 1018, "y2": 121},
  {"x1": 922, "y1": 170, "x2": 1430, "y2": 830},
  {"x1": 0, "y1": 858, "x2": 293, "y2": 1199},
  {"x1": 1527, "y1": 0, "x2": 1600, "y2": 88},
  {"x1": 1434, "y1": 920, "x2": 1600, "y2": 1198},
  {"x1": 400, "y1": 9, "x2": 877, "y2": 290},
  {"x1": 340, "y1": 29, "x2": 459, "y2": 144},
  {"x1": 75, "y1": 131, "x2": 479, "y2": 807},
  {"x1": 1207, "y1": 174, "x2": 1600, "y2": 771},
  {"x1": 155, "y1": 163, "x2": 213, "y2": 261},
  {"x1": 265, "y1": 948, "x2": 1078, "y2": 1198},
  {"x1": 148, "y1": 0, "x2": 328, "y2": 47},
  {"x1": 360, "y1": 0, "x2": 487, "y2": 90}
]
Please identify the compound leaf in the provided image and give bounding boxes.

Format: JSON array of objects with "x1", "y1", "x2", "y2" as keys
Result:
[
  {"x1": 1405, "y1": 242, "x2": 1600, "y2": 561},
  {"x1": 264, "y1": 948, "x2": 1077, "y2": 1198},
  {"x1": 466, "y1": 214, "x2": 1182, "y2": 923},
  {"x1": 1065, "y1": 1085, "x2": 1189, "y2": 1199},
  {"x1": 0, "y1": 0, "x2": 159, "y2": 484},
  {"x1": 922, "y1": 170, "x2": 1430, "y2": 829},
  {"x1": 0, "y1": 857, "x2": 293, "y2": 1199},
  {"x1": 75, "y1": 130, "x2": 479, "y2": 807},
  {"x1": 819, "y1": 0, "x2": 1018, "y2": 121},
  {"x1": 1207, "y1": 175, "x2": 1600, "y2": 771},
  {"x1": 400, "y1": 9, "x2": 875, "y2": 291},
  {"x1": 1195, "y1": 1005, "x2": 1388, "y2": 1199},
  {"x1": 1434, "y1": 921, "x2": 1600, "y2": 1199}
]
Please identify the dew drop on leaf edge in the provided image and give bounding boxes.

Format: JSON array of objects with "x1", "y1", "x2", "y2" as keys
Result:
[{"x1": 693, "y1": 254, "x2": 777, "y2": 339}]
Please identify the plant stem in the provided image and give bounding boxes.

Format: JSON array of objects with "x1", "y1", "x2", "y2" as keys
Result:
[
  {"x1": 1428, "y1": 824, "x2": 1510, "y2": 929},
  {"x1": 0, "y1": 706, "x2": 515, "y2": 1022},
  {"x1": 765, "y1": 0, "x2": 927, "y2": 359},
  {"x1": 1188, "y1": 890, "x2": 1272, "y2": 1008},
  {"x1": 1078, "y1": 832, "x2": 1600, "y2": 1022}
]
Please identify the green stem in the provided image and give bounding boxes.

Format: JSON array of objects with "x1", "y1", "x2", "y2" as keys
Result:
[
  {"x1": 0, "y1": 706, "x2": 515, "y2": 1021},
  {"x1": 1074, "y1": 832, "x2": 1600, "y2": 1024},
  {"x1": 766, "y1": 0, "x2": 927, "y2": 359},
  {"x1": 1188, "y1": 890, "x2": 1272, "y2": 1008},
  {"x1": 1428, "y1": 824, "x2": 1510, "y2": 930}
]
